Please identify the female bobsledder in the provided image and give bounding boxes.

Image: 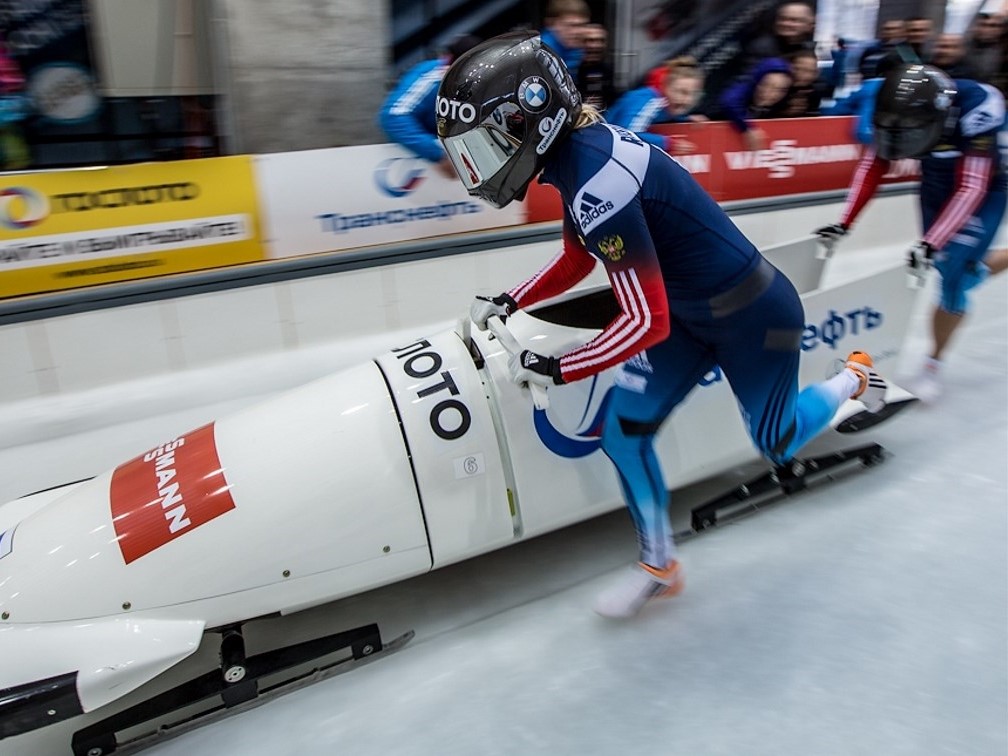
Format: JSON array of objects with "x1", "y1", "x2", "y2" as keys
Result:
[{"x1": 436, "y1": 32, "x2": 888, "y2": 618}]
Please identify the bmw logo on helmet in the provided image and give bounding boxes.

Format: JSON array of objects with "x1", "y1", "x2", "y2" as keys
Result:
[{"x1": 518, "y1": 76, "x2": 550, "y2": 113}]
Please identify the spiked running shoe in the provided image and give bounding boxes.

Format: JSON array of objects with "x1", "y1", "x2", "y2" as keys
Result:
[
  {"x1": 846, "y1": 351, "x2": 887, "y2": 413},
  {"x1": 593, "y1": 560, "x2": 684, "y2": 619}
]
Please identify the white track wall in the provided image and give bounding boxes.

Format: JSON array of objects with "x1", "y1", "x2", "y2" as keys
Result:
[{"x1": 0, "y1": 191, "x2": 916, "y2": 450}]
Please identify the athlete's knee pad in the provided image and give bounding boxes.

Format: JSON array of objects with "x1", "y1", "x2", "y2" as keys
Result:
[{"x1": 600, "y1": 413, "x2": 660, "y2": 468}]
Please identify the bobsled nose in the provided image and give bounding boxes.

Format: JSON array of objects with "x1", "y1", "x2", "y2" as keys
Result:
[{"x1": 0, "y1": 616, "x2": 204, "y2": 739}]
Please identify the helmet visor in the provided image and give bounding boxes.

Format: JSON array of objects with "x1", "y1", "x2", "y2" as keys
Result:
[{"x1": 442, "y1": 102, "x2": 526, "y2": 191}]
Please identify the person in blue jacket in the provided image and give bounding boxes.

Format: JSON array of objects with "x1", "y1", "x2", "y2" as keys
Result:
[
  {"x1": 539, "y1": 0, "x2": 590, "y2": 78},
  {"x1": 378, "y1": 34, "x2": 480, "y2": 177},
  {"x1": 437, "y1": 32, "x2": 890, "y2": 619},
  {"x1": 715, "y1": 57, "x2": 793, "y2": 150},
  {"x1": 606, "y1": 56, "x2": 708, "y2": 154}
]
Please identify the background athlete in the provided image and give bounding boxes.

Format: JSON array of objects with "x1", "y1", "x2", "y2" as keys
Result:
[
  {"x1": 816, "y1": 64, "x2": 1007, "y2": 402},
  {"x1": 438, "y1": 32, "x2": 889, "y2": 618}
]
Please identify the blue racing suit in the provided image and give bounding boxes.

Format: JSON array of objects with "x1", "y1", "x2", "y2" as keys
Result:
[
  {"x1": 378, "y1": 58, "x2": 448, "y2": 163},
  {"x1": 504, "y1": 123, "x2": 860, "y2": 567},
  {"x1": 840, "y1": 80, "x2": 1007, "y2": 314}
]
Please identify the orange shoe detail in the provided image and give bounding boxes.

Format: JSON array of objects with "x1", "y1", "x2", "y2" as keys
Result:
[
  {"x1": 640, "y1": 560, "x2": 685, "y2": 598},
  {"x1": 846, "y1": 350, "x2": 874, "y2": 399}
]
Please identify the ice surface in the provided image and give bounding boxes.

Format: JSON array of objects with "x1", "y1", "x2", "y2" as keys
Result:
[{"x1": 3, "y1": 250, "x2": 1005, "y2": 756}]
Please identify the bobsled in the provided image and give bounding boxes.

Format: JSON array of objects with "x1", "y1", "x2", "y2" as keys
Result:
[{"x1": 0, "y1": 238, "x2": 919, "y2": 754}]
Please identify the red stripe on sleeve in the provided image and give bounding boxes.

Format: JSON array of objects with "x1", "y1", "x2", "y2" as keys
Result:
[
  {"x1": 558, "y1": 265, "x2": 670, "y2": 383},
  {"x1": 840, "y1": 148, "x2": 889, "y2": 228},
  {"x1": 507, "y1": 224, "x2": 597, "y2": 308},
  {"x1": 922, "y1": 154, "x2": 993, "y2": 251}
]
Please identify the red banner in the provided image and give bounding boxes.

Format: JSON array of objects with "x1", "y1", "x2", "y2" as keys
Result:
[
  {"x1": 524, "y1": 115, "x2": 920, "y2": 223},
  {"x1": 110, "y1": 423, "x2": 235, "y2": 564}
]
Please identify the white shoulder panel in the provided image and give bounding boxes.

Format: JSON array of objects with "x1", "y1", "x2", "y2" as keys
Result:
[
  {"x1": 960, "y1": 84, "x2": 1007, "y2": 138},
  {"x1": 572, "y1": 125, "x2": 651, "y2": 236}
]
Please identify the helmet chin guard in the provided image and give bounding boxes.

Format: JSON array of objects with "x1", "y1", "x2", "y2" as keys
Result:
[
  {"x1": 437, "y1": 31, "x2": 582, "y2": 208},
  {"x1": 872, "y1": 63, "x2": 957, "y2": 160}
]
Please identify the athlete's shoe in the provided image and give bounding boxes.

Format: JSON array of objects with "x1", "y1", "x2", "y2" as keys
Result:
[
  {"x1": 846, "y1": 351, "x2": 887, "y2": 413},
  {"x1": 906, "y1": 357, "x2": 943, "y2": 404},
  {"x1": 593, "y1": 560, "x2": 684, "y2": 619}
]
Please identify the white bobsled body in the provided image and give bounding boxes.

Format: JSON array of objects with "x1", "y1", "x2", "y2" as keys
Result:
[{"x1": 0, "y1": 238, "x2": 919, "y2": 734}]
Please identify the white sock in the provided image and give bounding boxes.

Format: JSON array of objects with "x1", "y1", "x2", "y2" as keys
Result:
[
  {"x1": 923, "y1": 357, "x2": 941, "y2": 375},
  {"x1": 832, "y1": 368, "x2": 862, "y2": 401}
]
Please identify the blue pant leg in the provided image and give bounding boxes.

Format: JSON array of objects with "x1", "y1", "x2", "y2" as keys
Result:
[
  {"x1": 713, "y1": 269, "x2": 848, "y2": 463},
  {"x1": 600, "y1": 328, "x2": 713, "y2": 567},
  {"x1": 929, "y1": 188, "x2": 1006, "y2": 314}
]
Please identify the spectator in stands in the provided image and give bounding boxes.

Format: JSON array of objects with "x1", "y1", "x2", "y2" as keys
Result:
[
  {"x1": 858, "y1": 19, "x2": 907, "y2": 82},
  {"x1": 378, "y1": 34, "x2": 481, "y2": 179},
  {"x1": 905, "y1": 16, "x2": 934, "y2": 61},
  {"x1": 576, "y1": 23, "x2": 618, "y2": 110},
  {"x1": 780, "y1": 48, "x2": 823, "y2": 116},
  {"x1": 930, "y1": 33, "x2": 978, "y2": 79},
  {"x1": 540, "y1": 0, "x2": 591, "y2": 78},
  {"x1": 606, "y1": 57, "x2": 707, "y2": 154},
  {"x1": 965, "y1": 13, "x2": 1005, "y2": 85},
  {"x1": 0, "y1": 33, "x2": 29, "y2": 171},
  {"x1": 828, "y1": 37, "x2": 848, "y2": 96},
  {"x1": 715, "y1": 57, "x2": 792, "y2": 150},
  {"x1": 742, "y1": 1, "x2": 816, "y2": 68}
]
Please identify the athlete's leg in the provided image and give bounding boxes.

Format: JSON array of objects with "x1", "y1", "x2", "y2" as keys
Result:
[
  {"x1": 983, "y1": 248, "x2": 1008, "y2": 276},
  {"x1": 926, "y1": 189, "x2": 1005, "y2": 361},
  {"x1": 599, "y1": 329, "x2": 712, "y2": 569},
  {"x1": 714, "y1": 269, "x2": 865, "y2": 464}
]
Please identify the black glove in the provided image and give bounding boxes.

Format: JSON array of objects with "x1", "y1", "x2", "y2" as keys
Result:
[
  {"x1": 814, "y1": 223, "x2": 848, "y2": 243},
  {"x1": 906, "y1": 240, "x2": 935, "y2": 285},
  {"x1": 470, "y1": 293, "x2": 516, "y2": 331},
  {"x1": 508, "y1": 350, "x2": 565, "y2": 387}
]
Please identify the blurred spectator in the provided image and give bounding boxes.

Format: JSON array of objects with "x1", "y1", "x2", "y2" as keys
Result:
[
  {"x1": 930, "y1": 33, "x2": 978, "y2": 79},
  {"x1": 858, "y1": 19, "x2": 907, "y2": 81},
  {"x1": 606, "y1": 57, "x2": 707, "y2": 153},
  {"x1": 743, "y1": 2, "x2": 816, "y2": 66},
  {"x1": 0, "y1": 33, "x2": 29, "y2": 171},
  {"x1": 540, "y1": 0, "x2": 590, "y2": 78},
  {"x1": 576, "y1": 23, "x2": 617, "y2": 109},
  {"x1": 378, "y1": 34, "x2": 481, "y2": 179},
  {"x1": 905, "y1": 16, "x2": 934, "y2": 61},
  {"x1": 715, "y1": 57, "x2": 792, "y2": 150},
  {"x1": 828, "y1": 37, "x2": 848, "y2": 95},
  {"x1": 965, "y1": 13, "x2": 1005, "y2": 84},
  {"x1": 780, "y1": 48, "x2": 823, "y2": 116}
]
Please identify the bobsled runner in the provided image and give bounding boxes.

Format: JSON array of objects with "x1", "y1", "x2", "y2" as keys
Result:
[{"x1": 0, "y1": 238, "x2": 919, "y2": 753}]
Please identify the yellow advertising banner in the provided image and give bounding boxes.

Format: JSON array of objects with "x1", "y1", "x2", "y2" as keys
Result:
[{"x1": 0, "y1": 156, "x2": 264, "y2": 299}]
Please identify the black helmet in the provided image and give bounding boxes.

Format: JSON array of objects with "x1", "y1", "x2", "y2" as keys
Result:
[
  {"x1": 873, "y1": 63, "x2": 957, "y2": 160},
  {"x1": 436, "y1": 31, "x2": 582, "y2": 208}
]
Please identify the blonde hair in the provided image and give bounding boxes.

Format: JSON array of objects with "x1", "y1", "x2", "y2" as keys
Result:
[
  {"x1": 574, "y1": 102, "x2": 605, "y2": 128},
  {"x1": 665, "y1": 56, "x2": 705, "y2": 84}
]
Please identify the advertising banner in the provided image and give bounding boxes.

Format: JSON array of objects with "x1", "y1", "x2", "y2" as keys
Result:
[
  {"x1": 0, "y1": 155, "x2": 263, "y2": 298},
  {"x1": 525, "y1": 116, "x2": 921, "y2": 222},
  {"x1": 255, "y1": 144, "x2": 525, "y2": 259}
]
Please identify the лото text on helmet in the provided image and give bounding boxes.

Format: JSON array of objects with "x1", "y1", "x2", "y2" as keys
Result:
[{"x1": 436, "y1": 96, "x2": 476, "y2": 123}]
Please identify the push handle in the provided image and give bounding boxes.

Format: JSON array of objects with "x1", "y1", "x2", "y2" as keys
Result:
[{"x1": 486, "y1": 315, "x2": 550, "y2": 410}]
